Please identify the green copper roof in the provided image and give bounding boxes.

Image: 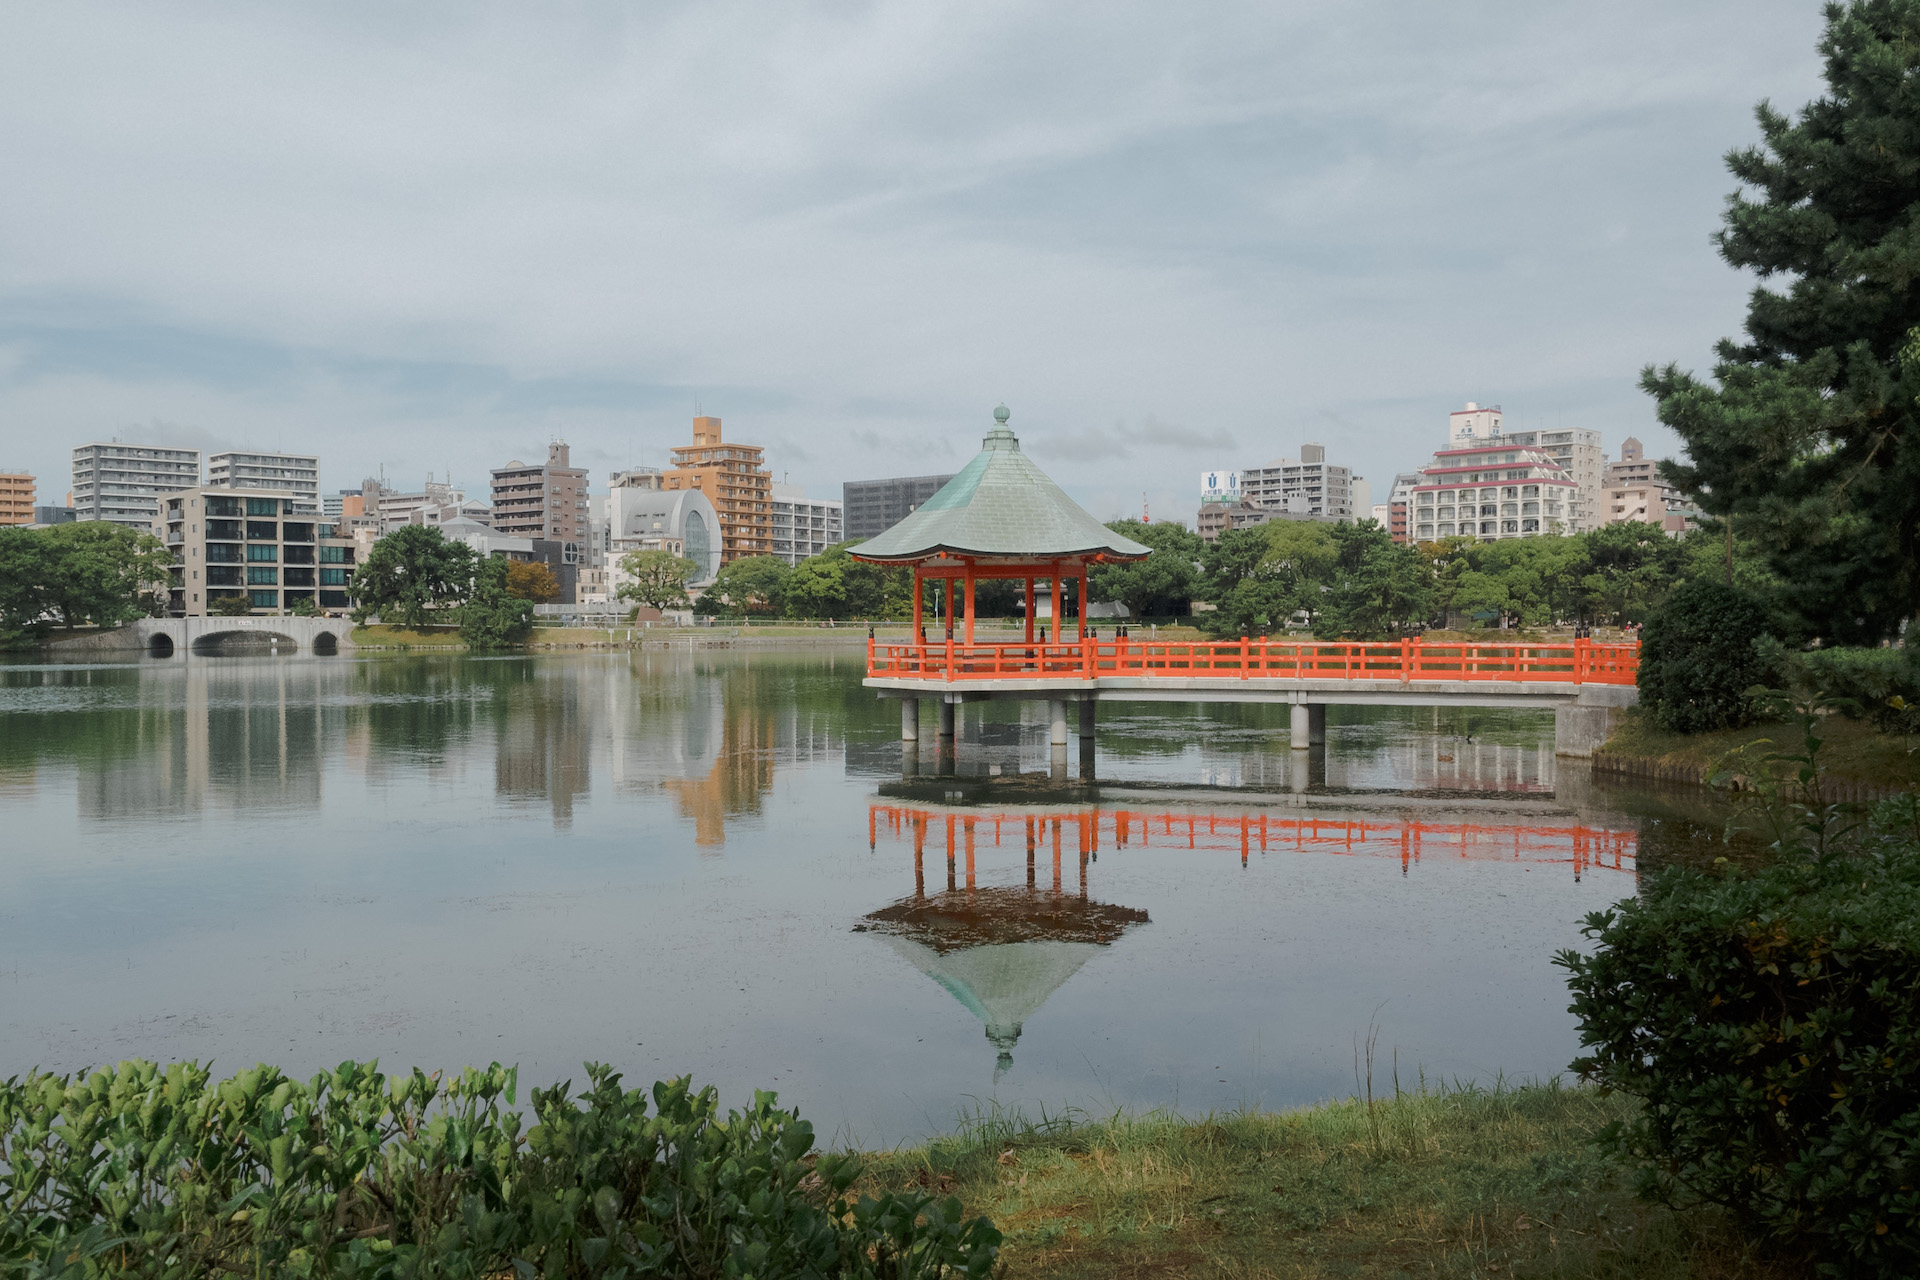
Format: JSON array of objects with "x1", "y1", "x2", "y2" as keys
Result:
[{"x1": 852, "y1": 408, "x2": 1152, "y2": 563}]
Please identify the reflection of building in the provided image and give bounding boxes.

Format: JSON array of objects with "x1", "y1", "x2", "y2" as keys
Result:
[
  {"x1": 660, "y1": 699, "x2": 776, "y2": 847},
  {"x1": 493, "y1": 672, "x2": 591, "y2": 828},
  {"x1": 862, "y1": 808, "x2": 1150, "y2": 1077}
]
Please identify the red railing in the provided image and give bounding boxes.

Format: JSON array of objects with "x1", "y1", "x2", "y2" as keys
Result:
[
  {"x1": 867, "y1": 636, "x2": 1637, "y2": 686},
  {"x1": 870, "y1": 803, "x2": 1637, "y2": 879}
]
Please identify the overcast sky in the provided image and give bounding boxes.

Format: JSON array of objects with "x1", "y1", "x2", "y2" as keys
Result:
[{"x1": 0, "y1": 2, "x2": 1828, "y2": 521}]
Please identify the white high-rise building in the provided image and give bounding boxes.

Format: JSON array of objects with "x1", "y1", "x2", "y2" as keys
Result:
[
  {"x1": 1438, "y1": 403, "x2": 1604, "y2": 533},
  {"x1": 770, "y1": 483, "x2": 844, "y2": 566},
  {"x1": 71, "y1": 442, "x2": 202, "y2": 528},
  {"x1": 1499, "y1": 428, "x2": 1604, "y2": 533},
  {"x1": 209, "y1": 450, "x2": 320, "y2": 513}
]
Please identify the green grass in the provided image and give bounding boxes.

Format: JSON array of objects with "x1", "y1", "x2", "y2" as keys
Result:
[
  {"x1": 862, "y1": 1083, "x2": 1802, "y2": 1278},
  {"x1": 1597, "y1": 706, "x2": 1920, "y2": 793},
  {"x1": 350, "y1": 624, "x2": 467, "y2": 647}
]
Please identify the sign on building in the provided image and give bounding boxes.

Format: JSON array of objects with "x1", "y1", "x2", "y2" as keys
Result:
[{"x1": 1200, "y1": 469, "x2": 1241, "y2": 502}]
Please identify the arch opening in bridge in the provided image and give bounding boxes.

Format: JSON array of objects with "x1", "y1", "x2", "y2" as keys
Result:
[
  {"x1": 190, "y1": 629, "x2": 301, "y2": 657},
  {"x1": 147, "y1": 632, "x2": 175, "y2": 658},
  {"x1": 313, "y1": 630, "x2": 339, "y2": 655}
]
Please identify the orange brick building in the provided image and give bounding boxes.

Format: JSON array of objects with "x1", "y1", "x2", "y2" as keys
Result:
[
  {"x1": 0, "y1": 472, "x2": 34, "y2": 526},
  {"x1": 663, "y1": 416, "x2": 770, "y2": 564}
]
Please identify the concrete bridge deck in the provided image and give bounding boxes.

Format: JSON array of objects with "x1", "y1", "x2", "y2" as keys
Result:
[
  {"x1": 135, "y1": 616, "x2": 355, "y2": 656},
  {"x1": 865, "y1": 636, "x2": 1638, "y2": 757}
]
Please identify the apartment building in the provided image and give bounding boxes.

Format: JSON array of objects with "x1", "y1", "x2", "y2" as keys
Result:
[
  {"x1": 1499, "y1": 427, "x2": 1603, "y2": 532},
  {"x1": 1408, "y1": 444, "x2": 1581, "y2": 541},
  {"x1": 72, "y1": 442, "x2": 201, "y2": 528},
  {"x1": 491, "y1": 442, "x2": 589, "y2": 543},
  {"x1": 370, "y1": 477, "x2": 492, "y2": 533},
  {"x1": 208, "y1": 450, "x2": 320, "y2": 513},
  {"x1": 156, "y1": 486, "x2": 358, "y2": 616},
  {"x1": 769, "y1": 483, "x2": 843, "y2": 565},
  {"x1": 1238, "y1": 444, "x2": 1356, "y2": 520},
  {"x1": 662, "y1": 416, "x2": 770, "y2": 564},
  {"x1": 1603, "y1": 438, "x2": 1697, "y2": 535},
  {"x1": 842, "y1": 473, "x2": 955, "y2": 542},
  {"x1": 0, "y1": 472, "x2": 33, "y2": 526}
]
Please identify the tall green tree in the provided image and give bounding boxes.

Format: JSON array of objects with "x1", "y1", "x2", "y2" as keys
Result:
[
  {"x1": 782, "y1": 542, "x2": 910, "y2": 619},
  {"x1": 348, "y1": 525, "x2": 475, "y2": 628},
  {"x1": 9, "y1": 522, "x2": 173, "y2": 629},
  {"x1": 1642, "y1": 1, "x2": 1920, "y2": 643},
  {"x1": 1195, "y1": 520, "x2": 1336, "y2": 638},
  {"x1": 460, "y1": 555, "x2": 535, "y2": 648},
  {"x1": 698, "y1": 555, "x2": 791, "y2": 616},
  {"x1": 1316, "y1": 519, "x2": 1432, "y2": 639},
  {"x1": 1088, "y1": 519, "x2": 1201, "y2": 617},
  {"x1": 616, "y1": 549, "x2": 697, "y2": 612},
  {"x1": 1575, "y1": 521, "x2": 1683, "y2": 626}
]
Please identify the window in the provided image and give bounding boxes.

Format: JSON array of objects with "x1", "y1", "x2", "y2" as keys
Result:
[
  {"x1": 206, "y1": 496, "x2": 242, "y2": 517},
  {"x1": 249, "y1": 590, "x2": 278, "y2": 609},
  {"x1": 282, "y1": 522, "x2": 314, "y2": 542},
  {"x1": 207, "y1": 543, "x2": 242, "y2": 563},
  {"x1": 320, "y1": 567, "x2": 350, "y2": 586},
  {"x1": 319, "y1": 590, "x2": 350, "y2": 608},
  {"x1": 247, "y1": 544, "x2": 277, "y2": 563},
  {"x1": 283, "y1": 544, "x2": 314, "y2": 565},
  {"x1": 283, "y1": 567, "x2": 314, "y2": 587},
  {"x1": 245, "y1": 497, "x2": 278, "y2": 517},
  {"x1": 247, "y1": 521, "x2": 277, "y2": 540},
  {"x1": 207, "y1": 566, "x2": 241, "y2": 586},
  {"x1": 318, "y1": 544, "x2": 351, "y2": 563},
  {"x1": 247, "y1": 567, "x2": 278, "y2": 585},
  {"x1": 208, "y1": 519, "x2": 243, "y2": 540}
]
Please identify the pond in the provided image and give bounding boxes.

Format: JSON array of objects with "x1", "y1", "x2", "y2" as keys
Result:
[{"x1": 0, "y1": 646, "x2": 1716, "y2": 1145}]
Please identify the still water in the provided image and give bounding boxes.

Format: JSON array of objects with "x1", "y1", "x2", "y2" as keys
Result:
[{"x1": 0, "y1": 646, "x2": 1687, "y2": 1144}]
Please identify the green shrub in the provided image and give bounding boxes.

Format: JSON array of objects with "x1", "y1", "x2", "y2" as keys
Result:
[
  {"x1": 0, "y1": 1059, "x2": 999, "y2": 1279},
  {"x1": 1637, "y1": 580, "x2": 1775, "y2": 733},
  {"x1": 1557, "y1": 801, "x2": 1920, "y2": 1277},
  {"x1": 1765, "y1": 642, "x2": 1920, "y2": 732}
]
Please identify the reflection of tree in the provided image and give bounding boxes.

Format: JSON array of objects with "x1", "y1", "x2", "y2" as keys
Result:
[
  {"x1": 859, "y1": 885, "x2": 1149, "y2": 1078},
  {"x1": 358, "y1": 656, "x2": 494, "y2": 772}
]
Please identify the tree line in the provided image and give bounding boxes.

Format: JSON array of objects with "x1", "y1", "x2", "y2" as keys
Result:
[{"x1": 0, "y1": 522, "x2": 172, "y2": 647}]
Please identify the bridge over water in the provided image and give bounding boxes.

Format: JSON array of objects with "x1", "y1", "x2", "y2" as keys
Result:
[
  {"x1": 865, "y1": 635, "x2": 1639, "y2": 758},
  {"x1": 133, "y1": 616, "x2": 354, "y2": 657}
]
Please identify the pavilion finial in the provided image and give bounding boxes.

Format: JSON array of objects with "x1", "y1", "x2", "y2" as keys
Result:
[{"x1": 993, "y1": 403, "x2": 1010, "y2": 424}]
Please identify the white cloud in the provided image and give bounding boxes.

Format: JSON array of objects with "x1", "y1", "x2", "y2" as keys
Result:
[{"x1": 0, "y1": 1, "x2": 1827, "y2": 511}]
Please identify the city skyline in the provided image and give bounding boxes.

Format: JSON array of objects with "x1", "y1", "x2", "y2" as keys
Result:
[{"x1": 0, "y1": 4, "x2": 1827, "y2": 522}]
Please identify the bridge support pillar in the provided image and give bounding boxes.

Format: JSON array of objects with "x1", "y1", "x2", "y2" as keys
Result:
[
  {"x1": 1049, "y1": 699, "x2": 1069, "y2": 746},
  {"x1": 1307, "y1": 704, "x2": 1326, "y2": 747},
  {"x1": 1555, "y1": 704, "x2": 1619, "y2": 758},
  {"x1": 937, "y1": 700, "x2": 956, "y2": 739},
  {"x1": 1289, "y1": 702, "x2": 1310, "y2": 749},
  {"x1": 1077, "y1": 700, "x2": 1096, "y2": 741},
  {"x1": 901, "y1": 699, "x2": 920, "y2": 741}
]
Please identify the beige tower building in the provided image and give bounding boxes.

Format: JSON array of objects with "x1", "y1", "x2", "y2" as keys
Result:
[
  {"x1": 0, "y1": 471, "x2": 33, "y2": 526},
  {"x1": 491, "y1": 441, "x2": 589, "y2": 542},
  {"x1": 662, "y1": 416, "x2": 771, "y2": 565}
]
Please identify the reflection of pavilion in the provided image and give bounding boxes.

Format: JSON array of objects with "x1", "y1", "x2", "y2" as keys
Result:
[{"x1": 859, "y1": 809, "x2": 1149, "y2": 1077}]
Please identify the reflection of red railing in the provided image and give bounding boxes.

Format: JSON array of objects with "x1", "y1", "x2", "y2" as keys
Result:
[
  {"x1": 867, "y1": 637, "x2": 1638, "y2": 685},
  {"x1": 868, "y1": 803, "x2": 1636, "y2": 887}
]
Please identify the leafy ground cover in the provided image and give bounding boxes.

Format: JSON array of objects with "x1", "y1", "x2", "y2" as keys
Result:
[
  {"x1": 863, "y1": 1084, "x2": 1804, "y2": 1279},
  {"x1": 1596, "y1": 708, "x2": 1919, "y2": 795},
  {"x1": 349, "y1": 624, "x2": 468, "y2": 647}
]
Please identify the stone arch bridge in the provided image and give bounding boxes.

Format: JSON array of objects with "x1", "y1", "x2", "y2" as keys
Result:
[{"x1": 134, "y1": 616, "x2": 355, "y2": 657}]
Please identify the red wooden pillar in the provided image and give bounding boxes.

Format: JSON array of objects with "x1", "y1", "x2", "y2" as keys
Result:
[
  {"x1": 964, "y1": 560, "x2": 976, "y2": 645},
  {"x1": 1024, "y1": 577, "x2": 1035, "y2": 643},
  {"x1": 944, "y1": 578, "x2": 955, "y2": 639},
  {"x1": 911, "y1": 569, "x2": 923, "y2": 643},
  {"x1": 1076, "y1": 570, "x2": 1086, "y2": 641}
]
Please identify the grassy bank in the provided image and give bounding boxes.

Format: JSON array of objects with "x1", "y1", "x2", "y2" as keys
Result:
[
  {"x1": 863, "y1": 1083, "x2": 1797, "y2": 1279},
  {"x1": 349, "y1": 623, "x2": 467, "y2": 648},
  {"x1": 1595, "y1": 706, "x2": 1919, "y2": 797}
]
